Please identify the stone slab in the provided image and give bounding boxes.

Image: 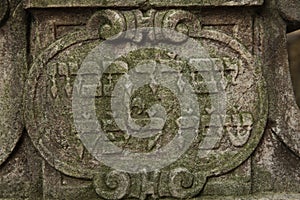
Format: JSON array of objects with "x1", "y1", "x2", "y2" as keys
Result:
[
  {"x1": 149, "y1": 0, "x2": 264, "y2": 7},
  {"x1": 25, "y1": 0, "x2": 264, "y2": 8}
]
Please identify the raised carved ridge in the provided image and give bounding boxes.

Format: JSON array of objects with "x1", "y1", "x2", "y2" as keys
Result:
[
  {"x1": 25, "y1": 0, "x2": 264, "y2": 8},
  {"x1": 25, "y1": 9, "x2": 267, "y2": 198},
  {"x1": 93, "y1": 168, "x2": 207, "y2": 199}
]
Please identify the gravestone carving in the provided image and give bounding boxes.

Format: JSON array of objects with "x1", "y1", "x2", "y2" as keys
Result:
[
  {"x1": 24, "y1": 6, "x2": 267, "y2": 199},
  {"x1": 0, "y1": 0, "x2": 299, "y2": 199}
]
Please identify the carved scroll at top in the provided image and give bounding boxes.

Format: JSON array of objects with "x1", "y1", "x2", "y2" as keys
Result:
[{"x1": 25, "y1": 0, "x2": 264, "y2": 8}]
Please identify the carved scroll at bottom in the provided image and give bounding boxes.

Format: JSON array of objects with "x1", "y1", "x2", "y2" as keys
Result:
[
  {"x1": 93, "y1": 170, "x2": 130, "y2": 200},
  {"x1": 93, "y1": 168, "x2": 207, "y2": 199}
]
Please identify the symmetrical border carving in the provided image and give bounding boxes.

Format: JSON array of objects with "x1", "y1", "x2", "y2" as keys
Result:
[{"x1": 25, "y1": 9, "x2": 267, "y2": 199}]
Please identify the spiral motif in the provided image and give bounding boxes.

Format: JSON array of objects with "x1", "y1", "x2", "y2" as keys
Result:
[
  {"x1": 169, "y1": 168, "x2": 207, "y2": 198},
  {"x1": 87, "y1": 10, "x2": 126, "y2": 39},
  {"x1": 94, "y1": 170, "x2": 130, "y2": 199},
  {"x1": 155, "y1": 10, "x2": 201, "y2": 42}
]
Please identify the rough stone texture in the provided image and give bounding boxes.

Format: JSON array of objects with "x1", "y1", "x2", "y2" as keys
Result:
[
  {"x1": 278, "y1": 0, "x2": 300, "y2": 32},
  {"x1": 25, "y1": 0, "x2": 264, "y2": 8},
  {"x1": 0, "y1": 1, "x2": 43, "y2": 199},
  {"x1": 0, "y1": 0, "x2": 299, "y2": 199},
  {"x1": 0, "y1": 0, "x2": 25, "y2": 166},
  {"x1": 261, "y1": 0, "x2": 300, "y2": 159}
]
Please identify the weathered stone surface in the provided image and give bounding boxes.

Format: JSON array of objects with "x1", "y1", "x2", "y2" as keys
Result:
[
  {"x1": 0, "y1": 0, "x2": 25, "y2": 166},
  {"x1": 25, "y1": 0, "x2": 264, "y2": 8},
  {"x1": 0, "y1": 133, "x2": 43, "y2": 199},
  {"x1": 25, "y1": 0, "x2": 146, "y2": 8},
  {"x1": 198, "y1": 193, "x2": 300, "y2": 200},
  {"x1": 260, "y1": 0, "x2": 300, "y2": 158},
  {"x1": 0, "y1": 0, "x2": 298, "y2": 199},
  {"x1": 24, "y1": 6, "x2": 268, "y2": 199},
  {"x1": 252, "y1": 0, "x2": 300, "y2": 194},
  {"x1": 148, "y1": 0, "x2": 264, "y2": 7},
  {"x1": 278, "y1": 0, "x2": 300, "y2": 31}
]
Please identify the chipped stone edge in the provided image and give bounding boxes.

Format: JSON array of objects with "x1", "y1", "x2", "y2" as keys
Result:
[{"x1": 25, "y1": 0, "x2": 264, "y2": 9}]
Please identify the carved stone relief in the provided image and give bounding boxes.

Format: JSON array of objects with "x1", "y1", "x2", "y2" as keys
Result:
[
  {"x1": 0, "y1": 0, "x2": 298, "y2": 199},
  {"x1": 25, "y1": 8, "x2": 267, "y2": 199}
]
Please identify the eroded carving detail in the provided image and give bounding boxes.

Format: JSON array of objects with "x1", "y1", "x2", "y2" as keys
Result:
[
  {"x1": 157, "y1": 10, "x2": 202, "y2": 38},
  {"x1": 93, "y1": 168, "x2": 207, "y2": 199},
  {"x1": 87, "y1": 10, "x2": 126, "y2": 39},
  {"x1": 169, "y1": 168, "x2": 207, "y2": 198},
  {"x1": 94, "y1": 170, "x2": 130, "y2": 200},
  {"x1": 86, "y1": 9, "x2": 201, "y2": 42},
  {"x1": 48, "y1": 61, "x2": 79, "y2": 99},
  {"x1": 226, "y1": 113, "x2": 253, "y2": 147},
  {"x1": 25, "y1": 9, "x2": 267, "y2": 198}
]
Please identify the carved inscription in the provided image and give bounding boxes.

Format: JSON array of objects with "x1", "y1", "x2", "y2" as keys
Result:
[{"x1": 25, "y1": 9, "x2": 267, "y2": 199}]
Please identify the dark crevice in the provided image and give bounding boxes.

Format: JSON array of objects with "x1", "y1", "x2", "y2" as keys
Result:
[
  {"x1": 26, "y1": 12, "x2": 32, "y2": 72},
  {"x1": 287, "y1": 29, "x2": 300, "y2": 108}
]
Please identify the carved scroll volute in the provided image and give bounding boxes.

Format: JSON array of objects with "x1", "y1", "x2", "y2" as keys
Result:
[
  {"x1": 0, "y1": 0, "x2": 9, "y2": 27},
  {"x1": 93, "y1": 171, "x2": 130, "y2": 200},
  {"x1": 87, "y1": 10, "x2": 126, "y2": 39},
  {"x1": 169, "y1": 168, "x2": 207, "y2": 198},
  {"x1": 155, "y1": 10, "x2": 201, "y2": 42}
]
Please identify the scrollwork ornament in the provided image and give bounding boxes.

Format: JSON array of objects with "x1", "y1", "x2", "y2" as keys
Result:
[
  {"x1": 25, "y1": 8, "x2": 267, "y2": 199},
  {"x1": 93, "y1": 170, "x2": 130, "y2": 200},
  {"x1": 87, "y1": 9, "x2": 126, "y2": 40},
  {"x1": 169, "y1": 168, "x2": 207, "y2": 198},
  {"x1": 155, "y1": 10, "x2": 201, "y2": 42}
]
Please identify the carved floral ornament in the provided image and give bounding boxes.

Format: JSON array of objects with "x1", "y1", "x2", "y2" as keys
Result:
[{"x1": 24, "y1": 9, "x2": 267, "y2": 199}]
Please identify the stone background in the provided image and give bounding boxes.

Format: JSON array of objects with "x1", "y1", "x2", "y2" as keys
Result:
[{"x1": 0, "y1": 0, "x2": 300, "y2": 199}]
